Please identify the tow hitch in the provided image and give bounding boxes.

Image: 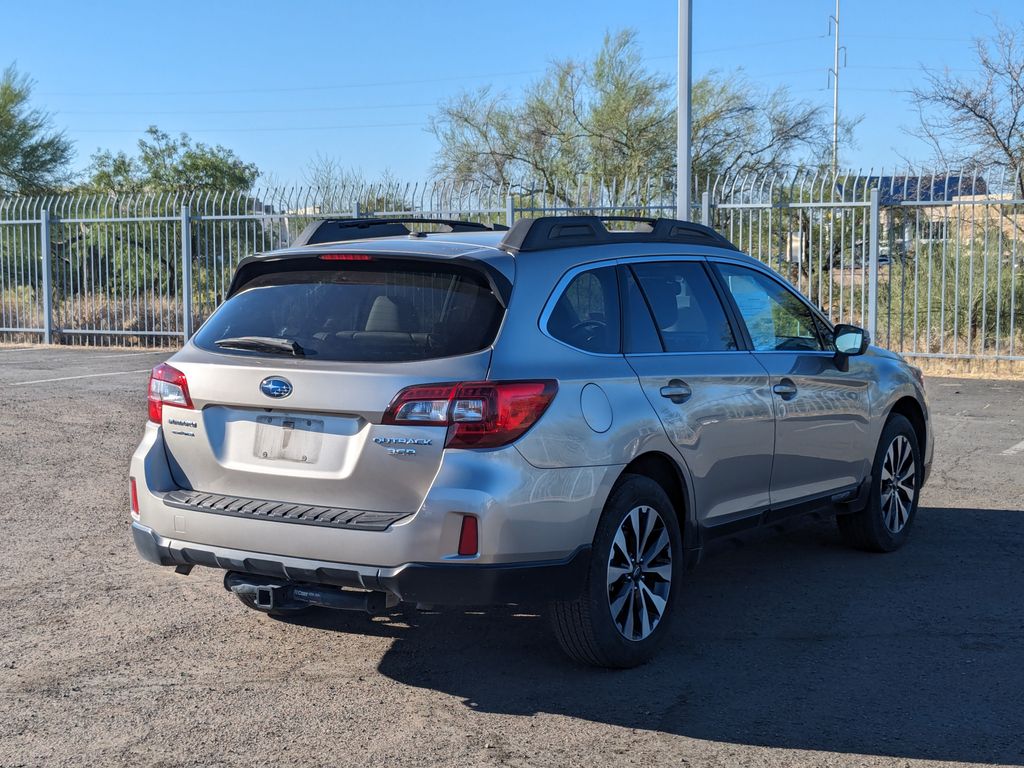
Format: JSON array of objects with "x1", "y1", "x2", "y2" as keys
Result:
[{"x1": 224, "y1": 572, "x2": 397, "y2": 614}]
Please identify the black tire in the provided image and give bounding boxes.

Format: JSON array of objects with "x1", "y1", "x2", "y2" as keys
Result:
[
  {"x1": 837, "y1": 413, "x2": 922, "y2": 552},
  {"x1": 550, "y1": 474, "x2": 684, "y2": 668},
  {"x1": 234, "y1": 591, "x2": 309, "y2": 618}
]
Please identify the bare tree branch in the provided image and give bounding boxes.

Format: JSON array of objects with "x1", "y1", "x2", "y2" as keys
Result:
[{"x1": 909, "y1": 18, "x2": 1024, "y2": 195}]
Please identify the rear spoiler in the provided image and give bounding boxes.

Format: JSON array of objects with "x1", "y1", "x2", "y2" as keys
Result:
[{"x1": 226, "y1": 250, "x2": 513, "y2": 308}]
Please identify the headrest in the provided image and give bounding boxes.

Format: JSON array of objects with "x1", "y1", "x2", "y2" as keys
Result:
[{"x1": 365, "y1": 295, "x2": 403, "y2": 332}]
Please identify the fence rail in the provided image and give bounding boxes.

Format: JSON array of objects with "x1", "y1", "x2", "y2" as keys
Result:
[{"x1": 1, "y1": 169, "x2": 1022, "y2": 361}]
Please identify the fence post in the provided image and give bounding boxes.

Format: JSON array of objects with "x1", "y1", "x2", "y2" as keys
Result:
[
  {"x1": 181, "y1": 205, "x2": 194, "y2": 341},
  {"x1": 700, "y1": 190, "x2": 711, "y2": 227},
  {"x1": 505, "y1": 194, "x2": 514, "y2": 227},
  {"x1": 352, "y1": 201, "x2": 361, "y2": 218},
  {"x1": 40, "y1": 209, "x2": 53, "y2": 344},
  {"x1": 867, "y1": 187, "x2": 879, "y2": 339}
]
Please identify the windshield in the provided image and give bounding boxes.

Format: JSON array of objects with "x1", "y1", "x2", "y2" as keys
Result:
[{"x1": 193, "y1": 262, "x2": 503, "y2": 362}]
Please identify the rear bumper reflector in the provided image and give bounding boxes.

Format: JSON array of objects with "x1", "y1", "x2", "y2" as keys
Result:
[{"x1": 162, "y1": 489, "x2": 409, "y2": 531}]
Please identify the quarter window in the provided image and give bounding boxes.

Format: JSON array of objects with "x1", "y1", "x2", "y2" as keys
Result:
[
  {"x1": 546, "y1": 267, "x2": 621, "y2": 353},
  {"x1": 716, "y1": 264, "x2": 824, "y2": 352}
]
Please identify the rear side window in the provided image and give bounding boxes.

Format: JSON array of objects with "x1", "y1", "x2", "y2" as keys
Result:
[
  {"x1": 546, "y1": 267, "x2": 621, "y2": 353},
  {"x1": 193, "y1": 261, "x2": 503, "y2": 362},
  {"x1": 631, "y1": 262, "x2": 737, "y2": 352}
]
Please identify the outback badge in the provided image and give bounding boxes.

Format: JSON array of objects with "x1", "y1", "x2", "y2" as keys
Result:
[{"x1": 374, "y1": 436, "x2": 432, "y2": 456}]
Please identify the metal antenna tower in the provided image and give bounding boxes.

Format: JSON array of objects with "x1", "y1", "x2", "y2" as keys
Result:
[{"x1": 828, "y1": 0, "x2": 847, "y2": 177}]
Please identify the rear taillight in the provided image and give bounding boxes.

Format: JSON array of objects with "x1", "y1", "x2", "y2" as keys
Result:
[
  {"x1": 447, "y1": 381, "x2": 557, "y2": 449},
  {"x1": 148, "y1": 363, "x2": 193, "y2": 423},
  {"x1": 129, "y1": 477, "x2": 140, "y2": 520},
  {"x1": 382, "y1": 380, "x2": 557, "y2": 449}
]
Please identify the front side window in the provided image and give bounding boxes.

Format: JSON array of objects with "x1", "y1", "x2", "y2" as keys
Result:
[
  {"x1": 546, "y1": 267, "x2": 621, "y2": 353},
  {"x1": 716, "y1": 264, "x2": 823, "y2": 352}
]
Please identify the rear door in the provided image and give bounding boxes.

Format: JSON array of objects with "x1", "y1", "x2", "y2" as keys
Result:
[
  {"x1": 621, "y1": 259, "x2": 776, "y2": 529},
  {"x1": 161, "y1": 256, "x2": 504, "y2": 513},
  {"x1": 711, "y1": 261, "x2": 873, "y2": 511}
]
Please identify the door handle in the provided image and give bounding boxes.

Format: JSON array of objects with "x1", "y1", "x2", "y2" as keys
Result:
[
  {"x1": 773, "y1": 379, "x2": 798, "y2": 400},
  {"x1": 660, "y1": 380, "x2": 692, "y2": 404}
]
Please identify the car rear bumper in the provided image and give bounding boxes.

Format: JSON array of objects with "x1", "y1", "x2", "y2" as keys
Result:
[
  {"x1": 130, "y1": 422, "x2": 620, "y2": 568},
  {"x1": 132, "y1": 521, "x2": 590, "y2": 605}
]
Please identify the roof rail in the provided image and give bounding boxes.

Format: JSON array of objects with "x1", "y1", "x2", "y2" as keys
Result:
[
  {"x1": 293, "y1": 217, "x2": 508, "y2": 246},
  {"x1": 498, "y1": 215, "x2": 738, "y2": 253}
]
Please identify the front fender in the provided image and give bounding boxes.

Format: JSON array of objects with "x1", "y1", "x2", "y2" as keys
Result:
[{"x1": 863, "y1": 349, "x2": 932, "y2": 469}]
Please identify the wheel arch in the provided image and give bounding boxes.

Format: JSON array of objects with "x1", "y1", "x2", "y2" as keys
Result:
[
  {"x1": 886, "y1": 395, "x2": 927, "y2": 453},
  {"x1": 614, "y1": 451, "x2": 701, "y2": 566}
]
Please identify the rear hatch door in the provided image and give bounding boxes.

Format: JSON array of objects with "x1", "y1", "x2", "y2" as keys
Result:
[{"x1": 160, "y1": 254, "x2": 504, "y2": 514}]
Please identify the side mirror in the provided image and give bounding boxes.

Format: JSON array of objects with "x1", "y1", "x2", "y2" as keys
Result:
[{"x1": 833, "y1": 323, "x2": 870, "y2": 357}]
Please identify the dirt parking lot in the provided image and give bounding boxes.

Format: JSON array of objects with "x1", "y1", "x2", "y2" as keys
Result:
[{"x1": 0, "y1": 346, "x2": 1022, "y2": 768}]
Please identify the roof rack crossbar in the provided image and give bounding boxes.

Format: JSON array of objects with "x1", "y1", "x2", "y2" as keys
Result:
[
  {"x1": 498, "y1": 215, "x2": 738, "y2": 253},
  {"x1": 293, "y1": 217, "x2": 508, "y2": 246}
]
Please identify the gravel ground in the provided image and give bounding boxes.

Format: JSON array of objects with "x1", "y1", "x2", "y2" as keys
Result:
[{"x1": 0, "y1": 346, "x2": 1022, "y2": 768}]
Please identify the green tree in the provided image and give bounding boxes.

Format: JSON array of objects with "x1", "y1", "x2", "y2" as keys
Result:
[
  {"x1": 64, "y1": 128, "x2": 261, "y2": 312},
  {"x1": 86, "y1": 126, "x2": 259, "y2": 194},
  {"x1": 429, "y1": 30, "x2": 846, "y2": 198},
  {"x1": 0, "y1": 64, "x2": 74, "y2": 194}
]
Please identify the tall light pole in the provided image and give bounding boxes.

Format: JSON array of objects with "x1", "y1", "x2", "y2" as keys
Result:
[{"x1": 677, "y1": 0, "x2": 692, "y2": 220}]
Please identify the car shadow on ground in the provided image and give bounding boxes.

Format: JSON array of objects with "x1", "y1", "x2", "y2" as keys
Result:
[{"x1": 288, "y1": 507, "x2": 1024, "y2": 764}]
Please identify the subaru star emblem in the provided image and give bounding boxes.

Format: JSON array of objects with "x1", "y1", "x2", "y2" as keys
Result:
[{"x1": 260, "y1": 376, "x2": 292, "y2": 399}]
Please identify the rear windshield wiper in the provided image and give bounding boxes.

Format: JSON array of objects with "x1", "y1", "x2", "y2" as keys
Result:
[{"x1": 214, "y1": 336, "x2": 306, "y2": 357}]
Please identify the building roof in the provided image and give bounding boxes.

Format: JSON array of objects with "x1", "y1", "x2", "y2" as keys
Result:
[{"x1": 836, "y1": 175, "x2": 988, "y2": 205}]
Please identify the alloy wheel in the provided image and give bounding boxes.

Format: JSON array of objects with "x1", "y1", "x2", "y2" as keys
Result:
[
  {"x1": 606, "y1": 505, "x2": 673, "y2": 641},
  {"x1": 880, "y1": 434, "x2": 916, "y2": 534}
]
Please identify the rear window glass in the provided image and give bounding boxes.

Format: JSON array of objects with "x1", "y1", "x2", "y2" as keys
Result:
[
  {"x1": 193, "y1": 262, "x2": 503, "y2": 362},
  {"x1": 632, "y1": 262, "x2": 737, "y2": 352}
]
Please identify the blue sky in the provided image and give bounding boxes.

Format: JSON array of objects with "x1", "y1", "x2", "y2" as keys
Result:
[{"x1": 1, "y1": 0, "x2": 1017, "y2": 184}]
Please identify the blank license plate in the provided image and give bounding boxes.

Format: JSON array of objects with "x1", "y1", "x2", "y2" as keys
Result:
[{"x1": 253, "y1": 415, "x2": 324, "y2": 463}]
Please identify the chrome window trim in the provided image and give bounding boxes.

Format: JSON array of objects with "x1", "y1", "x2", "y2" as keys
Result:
[
  {"x1": 752, "y1": 350, "x2": 837, "y2": 357},
  {"x1": 624, "y1": 349, "x2": 763, "y2": 358}
]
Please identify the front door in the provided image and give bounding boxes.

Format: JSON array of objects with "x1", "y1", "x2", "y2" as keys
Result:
[{"x1": 712, "y1": 262, "x2": 873, "y2": 511}]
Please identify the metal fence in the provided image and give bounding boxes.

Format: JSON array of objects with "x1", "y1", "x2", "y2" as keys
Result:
[{"x1": 1, "y1": 169, "x2": 1022, "y2": 360}]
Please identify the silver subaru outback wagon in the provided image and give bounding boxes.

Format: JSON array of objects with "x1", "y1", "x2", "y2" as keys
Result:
[{"x1": 130, "y1": 215, "x2": 932, "y2": 668}]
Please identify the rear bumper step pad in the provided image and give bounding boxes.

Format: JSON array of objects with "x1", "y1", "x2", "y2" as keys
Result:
[{"x1": 162, "y1": 489, "x2": 409, "y2": 531}]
